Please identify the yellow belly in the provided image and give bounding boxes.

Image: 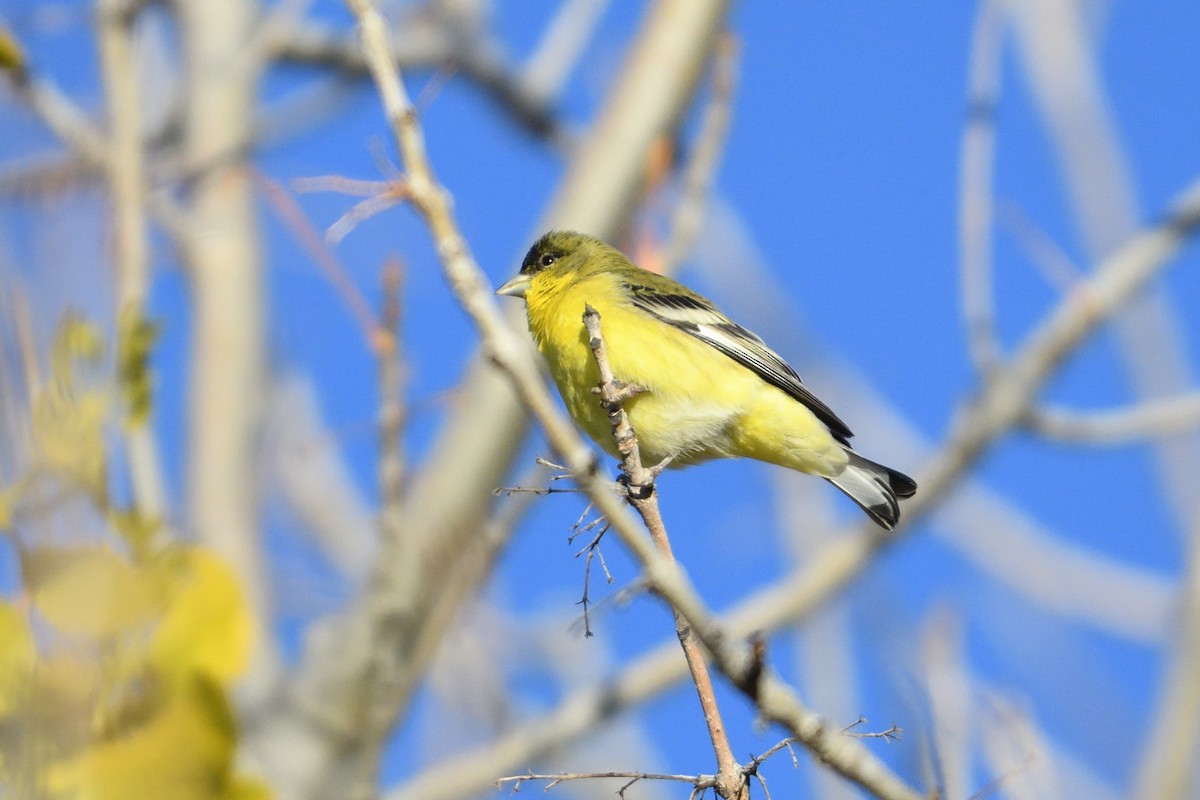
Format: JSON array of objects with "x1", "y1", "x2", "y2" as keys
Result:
[{"x1": 524, "y1": 271, "x2": 847, "y2": 476}]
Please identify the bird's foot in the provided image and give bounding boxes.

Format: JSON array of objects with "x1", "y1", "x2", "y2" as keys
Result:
[{"x1": 592, "y1": 379, "x2": 646, "y2": 407}]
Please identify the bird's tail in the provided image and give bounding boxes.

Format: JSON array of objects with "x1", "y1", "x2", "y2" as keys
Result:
[{"x1": 824, "y1": 451, "x2": 917, "y2": 530}]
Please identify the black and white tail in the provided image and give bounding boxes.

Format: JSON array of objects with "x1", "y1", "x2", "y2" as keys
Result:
[{"x1": 825, "y1": 451, "x2": 918, "y2": 530}]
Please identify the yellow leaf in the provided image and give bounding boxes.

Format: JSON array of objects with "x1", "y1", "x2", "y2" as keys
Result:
[
  {"x1": 0, "y1": 601, "x2": 34, "y2": 716},
  {"x1": 29, "y1": 547, "x2": 169, "y2": 638},
  {"x1": 52, "y1": 316, "x2": 106, "y2": 376},
  {"x1": 150, "y1": 550, "x2": 252, "y2": 684},
  {"x1": 225, "y1": 775, "x2": 274, "y2": 800},
  {"x1": 49, "y1": 676, "x2": 237, "y2": 800},
  {"x1": 0, "y1": 19, "x2": 24, "y2": 76},
  {"x1": 31, "y1": 385, "x2": 108, "y2": 494},
  {"x1": 108, "y1": 507, "x2": 162, "y2": 561},
  {"x1": 30, "y1": 316, "x2": 109, "y2": 497}
]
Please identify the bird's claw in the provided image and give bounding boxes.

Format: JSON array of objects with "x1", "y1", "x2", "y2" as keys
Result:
[{"x1": 592, "y1": 379, "x2": 646, "y2": 405}]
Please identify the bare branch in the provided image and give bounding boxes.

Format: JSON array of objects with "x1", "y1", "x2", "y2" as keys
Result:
[
  {"x1": 97, "y1": 0, "x2": 167, "y2": 521},
  {"x1": 958, "y1": 0, "x2": 1008, "y2": 377},
  {"x1": 1026, "y1": 393, "x2": 1200, "y2": 444},
  {"x1": 519, "y1": 0, "x2": 610, "y2": 104},
  {"x1": 256, "y1": 173, "x2": 386, "y2": 346},
  {"x1": 584, "y1": 305, "x2": 745, "y2": 800},
  {"x1": 841, "y1": 716, "x2": 903, "y2": 744},
  {"x1": 270, "y1": 17, "x2": 564, "y2": 143},
  {"x1": 178, "y1": 0, "x2": 277, "y2": 714},
  {"x1": 496, "y1": 770, "x2": 715, "y2": 794}
]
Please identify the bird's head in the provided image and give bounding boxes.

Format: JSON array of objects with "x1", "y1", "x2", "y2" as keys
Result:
[{"x1": 496, "y1": 230, "x2": 609, "y2": 299}]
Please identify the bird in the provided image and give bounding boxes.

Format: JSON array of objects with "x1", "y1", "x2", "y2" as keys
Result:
[{"x1": 496, "y1": 230, "x2": 916, "y2": 529}]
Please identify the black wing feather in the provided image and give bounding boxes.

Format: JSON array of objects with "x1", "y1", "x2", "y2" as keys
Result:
[{"x1": 626, "y1": 282, "x2": 854, "y2": 444}]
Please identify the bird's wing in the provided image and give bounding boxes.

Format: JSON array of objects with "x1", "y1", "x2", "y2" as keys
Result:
[{"x1": 624, "y1": 281, "x2": 854, "y2": 443}]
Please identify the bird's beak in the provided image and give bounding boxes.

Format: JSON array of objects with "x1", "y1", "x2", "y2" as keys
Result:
[{"x1": 495, "y1": 274, "x2": 531, "y2": 298}]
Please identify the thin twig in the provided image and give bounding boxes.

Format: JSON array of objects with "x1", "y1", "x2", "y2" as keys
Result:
[
  {"x1": 583, "y1": 305, "x2": 745, "y2": 799},
  {"x1": 496, "y1": 770, "x2": 716, "y2": 794},
  {"x1": 841, "y1": 716, "x2": 903, "y2": 743},
  {"x1": 575, "y1": 519, "x2": 612, "y2": 638},
  {"x1": 256, "y1": 173, "x2": 386, "y2": 348}
]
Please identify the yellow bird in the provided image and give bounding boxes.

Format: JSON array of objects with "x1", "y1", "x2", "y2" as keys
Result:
[{"x1": 497, "y1": 230, "x2": 916, "y2": 529}]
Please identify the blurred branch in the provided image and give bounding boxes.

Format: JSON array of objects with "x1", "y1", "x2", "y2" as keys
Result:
[
  {"x1": 545, "y1": 0, "x2": 725, "y2": 235},
  {"x1": 262, "y1": 375, "x2": 376, "y2": 582},
  {"x1": 978, "y1": 692, "x2": 1063, "y2": 800},
  {"x1": 958, "y1": 0, "x2": 1008, "y2": 378},
  {"x1": 1009, "y1": 4, "x2": 1200, "y2": 794},
  {"x1": 97, "y1": 0, "x2": 167, "y2": 522},
  {"x1": 519, "y1": 0, "x2": 609, "y2": 104},
  {"x1": 660, "y1": 33, "x2": 738, "y2": 276},
  {"x1": 921, "y1": 608, "x2": 972, "y2": 800},
  {"x1": 999, "y1": 201, "x2": 1084, "y2": 294},
  {"x1": 776, "y1": 472, "x2": 863, "y2": 800},
  {"x1": 256, "y1": 173, "x2": 385, "y2": 345},
  {"x1": 0, "y1": 152, "x2": 99, "y2": 197},
  {"x1": 1026, "y1": 393, "x2": 1200, "y2": 444},
  {"x1": 1012, "y1": 0, "x2": 1200, "y2": 521},
  {"x1": 177, "y1": 0, "x2": 277, "y2": 710},
  {"x1": 13, "y1": 78, "x2": 109, "y2": 166},
  {"x1": 8, "y1": 64, "x2": 194, "y2": 251},
  {"x1": 378, "y1": 258, "x2": 405, "y2": 521},
  {"x1": 932, "y1": 481, "x2": 1170, "y2": 644},
  {"x1": 270, "y1": 17, "x2": 565, "y2": 143},
  {"x1": 390, "y1": 641, "x2": 686, "y2": 800},
  {"x1": 1137, "y1": 541, "x2": 1200, "y2": 800}
]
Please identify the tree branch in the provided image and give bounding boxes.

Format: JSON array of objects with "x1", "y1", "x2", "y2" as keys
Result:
[
  {"x1": 583, "y1": 305, "x2": 745, "y2": 800},
  {"x1": 1025, "y1": 393, "x2": 1200, "y2": 443},
  {"x1": 97, "y1": 0, "x2": 168, "y2": 523}
]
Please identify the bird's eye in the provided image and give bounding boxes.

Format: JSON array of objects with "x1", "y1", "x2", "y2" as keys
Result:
[{"x1": 539, "y1": 254, "x2": 557, "y2": 268}]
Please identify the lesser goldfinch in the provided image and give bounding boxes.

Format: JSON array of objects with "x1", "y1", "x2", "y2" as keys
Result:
[{"x1": 497, "y1": 230, "x2": 916, "y2": 529}]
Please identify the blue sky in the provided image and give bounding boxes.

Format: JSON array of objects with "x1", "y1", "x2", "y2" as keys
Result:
[{"x1": 4, "y1": 1, "x2": 1200, "y2": 797}]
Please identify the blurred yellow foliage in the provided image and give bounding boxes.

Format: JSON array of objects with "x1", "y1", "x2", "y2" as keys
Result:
[
  {"x1": 0, "y1": 547, "x2": 263, "y2": 799},
  {"x1": 31, "y1": 317, "x2": 109, "y2": 500},
  {"x1": 0, "y1": 19, "x2": 23, "y2": 75},
  {"x1": 0, "y1": 315, "x2": 265, "y2": 798},
  {"x1": 27, "y1": 546, "x2": 169, "y2": 637},
  {"x1": 49, "y1": 679, "x2": 236, "y2": 800},
  {"x1": 150, "y1": 549, "x2": 253, "y2": 685}
]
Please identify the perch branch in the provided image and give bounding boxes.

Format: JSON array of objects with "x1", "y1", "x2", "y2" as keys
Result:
[{"x1": 583, "y1": 305, "x2": 744, "y2": 800}]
